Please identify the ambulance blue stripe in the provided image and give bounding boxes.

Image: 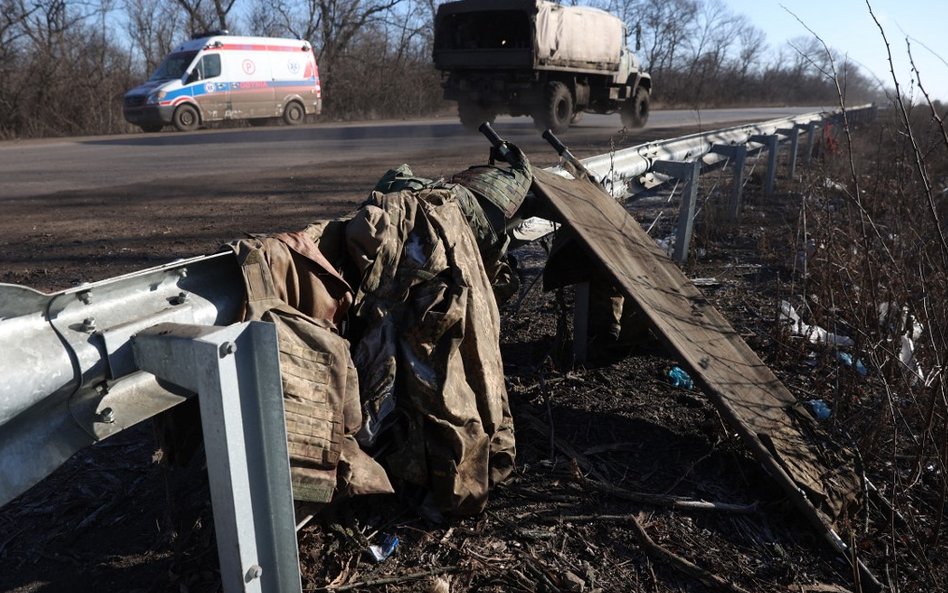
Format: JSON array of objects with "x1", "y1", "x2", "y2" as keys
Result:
[{"x1": 161, "y1": 77, "x2": 317, "y2": 102}]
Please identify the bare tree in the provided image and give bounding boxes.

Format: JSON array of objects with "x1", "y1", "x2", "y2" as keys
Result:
[
  {"x1": 621, "y1": 0, "x2": 698, "y2": 78},
  {"x1": 124, "y1": 0, "x2": 186, "y2": 72},
  {"x1": 246, "y1": 0, "x2": 408, "y2": 113},
  {"x1": 736, "y1": 24, "x2": 767, "y2": 80},
  {"x1": 174, "y1": 0, "x2": 235, "y2": 34}
]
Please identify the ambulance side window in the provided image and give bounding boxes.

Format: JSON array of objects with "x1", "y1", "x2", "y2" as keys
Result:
[
  {"x1": 203, "y1": 54, "x2": 221, "y2": 78},
  {"x1": 186, "y1": 54, "x2": 221, "y2": 84}
]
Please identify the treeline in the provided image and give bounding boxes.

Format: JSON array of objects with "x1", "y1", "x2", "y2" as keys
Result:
[{"x1": 0, "y1": 0, "x2": 881, "y2": 139}]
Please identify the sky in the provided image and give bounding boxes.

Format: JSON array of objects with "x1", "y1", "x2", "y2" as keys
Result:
[{"x1": 724, "y1": 0, "x2": 948, "y2": 101}]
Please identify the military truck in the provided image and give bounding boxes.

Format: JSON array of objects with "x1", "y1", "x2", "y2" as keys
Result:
[{"x1": 433, "y1": 0, "x2": 651, "y2": 133}]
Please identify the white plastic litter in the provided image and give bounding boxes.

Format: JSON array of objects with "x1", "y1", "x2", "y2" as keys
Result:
[
  {"x1": 779, "y1": 301, "x2": 855, "y2": 347},
  {"x1": 879, "y1": 302, "x2": 926, "y2": 386}
]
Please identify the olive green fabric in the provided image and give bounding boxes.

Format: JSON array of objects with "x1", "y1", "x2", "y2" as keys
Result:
[
  {"x1": 373, "y1": 164, "x2": 520, "y2": 303},
  {"x1": 346, "y1": 188, "x2": 516, "y2": 515},
  {"x1": 450, "y1": 143, "x2": 533, "y2": 219},
  {"x1": 231, "y1": 232, "x2": 393, "y2": 503}
]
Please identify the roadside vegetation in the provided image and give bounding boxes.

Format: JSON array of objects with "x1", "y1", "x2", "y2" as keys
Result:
[
  {"x1": 777, "y1": 93, "x2": 948, "y2": 592},
  {"x1": 0, "y1": 0, "x2": 881, "y2": 139},
  {"x1": 679, "y1": 48, "x2": 948, "y2": 587}
]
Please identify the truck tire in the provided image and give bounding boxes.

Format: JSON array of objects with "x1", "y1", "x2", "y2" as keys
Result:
[
  {"x1": 172, "y1": 104, "x2": 200, "y2": 132},
  {"x1": 458, "y1": 100, "x2": 495, "y2": 131},
  {"x1": 283, "y1": 101, "x2": 305, "y2": 125},
  {"x1": 621, "y1": 87, "x2": 650, "y2": 129},
  {"x1": 536, "y1": 81, "x2": 573, "y2": 134}
]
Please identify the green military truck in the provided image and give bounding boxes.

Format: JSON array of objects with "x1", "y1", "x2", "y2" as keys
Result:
[{"x1": 433, "y1": 0, "x2": 651, "y2": 133}]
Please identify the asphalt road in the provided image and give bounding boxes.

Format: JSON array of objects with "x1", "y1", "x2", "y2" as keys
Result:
[{"x1": 0, "y1": 107, "x2": 828, "y2": 200}]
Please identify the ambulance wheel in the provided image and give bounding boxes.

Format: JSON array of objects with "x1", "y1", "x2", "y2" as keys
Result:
[
  {"x1": 283, "y1": 101, "x2": 305, "y2": 125},
  {"x1": 172, "y1": 105, "x2": 200, "y2": 132},
  {"x1": 140, "y1": 124, "x2": 162, "y2": 133}
]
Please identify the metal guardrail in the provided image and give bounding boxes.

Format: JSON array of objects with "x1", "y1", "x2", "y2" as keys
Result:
[
  {"x1": 580, "y1": 103, "x2": 875, "y2": 197},
  {"x1": 519, "y1": 104, "x2": 877, "y2": 262},
  {"x1": 0, "y1": 104, "x2": 877, "y2": 593}
]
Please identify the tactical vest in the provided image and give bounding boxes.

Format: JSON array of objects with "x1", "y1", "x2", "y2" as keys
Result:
[{"x1": 230, "y1": 232, "x2": 392, "y2": 503}]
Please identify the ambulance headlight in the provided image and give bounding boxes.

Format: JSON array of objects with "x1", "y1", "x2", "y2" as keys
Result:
[{"x1": 146, "y1": 91, "x2": 166, "y2": 105}]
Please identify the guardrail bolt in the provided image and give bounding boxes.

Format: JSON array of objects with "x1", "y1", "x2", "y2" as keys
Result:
[
  {"x1": 77, "y1": 290, "x2": 92, "y2": 304},
  {"x1": 245, "y1": 564, "x2": 263, "y2": 582},
  {"x1": 82, "y1": 318, "x2": 97, "y2": 332},
  {"x1": 219, "y1": 342, "x2": 237, "y2": 358},
  {"x1": 172, "y1": 291, "x2": 188, "y2": 305},
  {"x1": 98, "y1": 407, "x2": 115, "y2": 424}
]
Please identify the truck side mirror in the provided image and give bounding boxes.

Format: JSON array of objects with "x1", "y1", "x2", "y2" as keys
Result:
[{"x1": 635, "y1": 24, "x2": 642, "y2": 52}]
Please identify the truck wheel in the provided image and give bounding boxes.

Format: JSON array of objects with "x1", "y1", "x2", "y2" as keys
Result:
[
  {"x1": 536, "y1": 81, "x2": 573, "y2": 134},
  {"x1": 172, "y1": 105, "x2": 200, "y2": 132},
  {"x1": 458, "y1": 100, "x2": 495, "y2": 131},
  {"x1": 283, "y1": 101, "x2": 305, "y2": 125},
  {"x1": 621, "y1": 87, "x2": 650, "y2": 129}
]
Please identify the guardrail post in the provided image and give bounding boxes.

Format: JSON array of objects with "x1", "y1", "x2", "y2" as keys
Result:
[
  {"x1": 778, "y1": 127, "x2": 801, "y2": 180},
  {"x1": 749, "y1": 134, "x2": 779, "y2": 196},
  {"x1": 804, "y1": 121, "x2": 818, "y2": 168},
  {"x1": 132, "y1": 321, "x2": 303, "y2": 593},
  {"x1": 709, "y1": 144, "x2": 747, "y2": 221},
  {"x1": 652, "y1": 159, "x2": 701, "y2": 263}
]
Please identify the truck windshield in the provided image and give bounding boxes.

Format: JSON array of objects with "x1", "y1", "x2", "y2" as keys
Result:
[
  {"x1": 148, "y1": 51, "x2": 198, "y2": 81},
  {"x1": 436, "y1": 11, "x2": 531, "y2": 50}
]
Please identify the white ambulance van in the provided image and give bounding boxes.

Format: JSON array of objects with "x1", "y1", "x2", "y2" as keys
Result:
[{"x1": 123, "y1": 32, "x2": 322, "y2": 132}]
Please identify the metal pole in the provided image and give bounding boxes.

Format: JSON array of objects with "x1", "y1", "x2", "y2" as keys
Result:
[
  {"x1": 804, "y1": 121, "x2": 818, "y2": 167},
  {"x1": 710, "y1": 144, "x2": 747, "y2": 222},
  {"x1": 653, "y1": 159, "x2": 702, "y2": 263},
  {"x1": 778, "y1": 127, "x2": 801, "y2": 180},
  {"x1": 133, "y1": 321, "x2": 302, "y2": 593},
  {"x1": 749, "y1": 134, "x2": 779, "y2": 197}
]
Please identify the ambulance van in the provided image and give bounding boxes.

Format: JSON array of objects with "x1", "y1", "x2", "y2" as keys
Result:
[{"x1": 123, "y1": 33, "x2": 322, "y2": 132}]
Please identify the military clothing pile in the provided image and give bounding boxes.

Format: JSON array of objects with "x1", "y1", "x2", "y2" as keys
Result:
[{"x1": 229, "y1": 156, "x2": 531, "y2": 515}]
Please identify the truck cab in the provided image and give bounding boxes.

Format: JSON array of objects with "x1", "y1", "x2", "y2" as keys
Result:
[{"x1": 433, "y1": 0, "x2": 651, "y2": 133}]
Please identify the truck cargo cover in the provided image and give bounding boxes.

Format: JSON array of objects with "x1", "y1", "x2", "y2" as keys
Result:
[{"x1": 535, "y1": 2, "x2": 623, "y2": 69}]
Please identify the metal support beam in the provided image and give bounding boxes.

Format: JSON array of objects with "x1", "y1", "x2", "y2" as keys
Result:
[
  {"x1": 709, "y1": 144, "x2": 747, "y2": 221},
  {"x1": 573, "y1": 282, "x2": 590, "y2": 364},
  {"x1": 778, "y1": 127, "x2": 801, "y2": 180},
  {"x1": 749, "y1": 134, "x2": 779, "y2": 197},
  {"x1": 133, "y1": 321, "x2": 302, "y2": 593},
  {"x1": 804, "y1": 121, "x2": 818, "y2": 167},
  {"x1": 653, "y1": 159, "x2": 701, "y2": 263}
]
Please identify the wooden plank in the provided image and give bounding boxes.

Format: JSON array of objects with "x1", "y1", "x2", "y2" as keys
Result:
[{"x1": 530, "y1": 168, "x2": 865, "y2": 565}]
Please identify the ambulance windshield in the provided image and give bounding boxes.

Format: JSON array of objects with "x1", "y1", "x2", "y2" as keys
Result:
[{"x1": 149, "y1": 51, "x2": 198, "y2": 81}]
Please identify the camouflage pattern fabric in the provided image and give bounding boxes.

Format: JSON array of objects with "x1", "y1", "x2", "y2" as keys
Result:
[
  {"x1": 231, "y1": 232, "x2": 393, "y2": 503},
  {"x1": 346, "y1": 188, "x2": 516, "y2": 515},
  {"x1": 450, "y1": 143, "x2": 533, "y2": 219}
]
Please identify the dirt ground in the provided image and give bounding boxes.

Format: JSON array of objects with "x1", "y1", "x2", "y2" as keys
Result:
[{"x1": 0, "y1": 123, "x2": 941, "y2": 593}]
